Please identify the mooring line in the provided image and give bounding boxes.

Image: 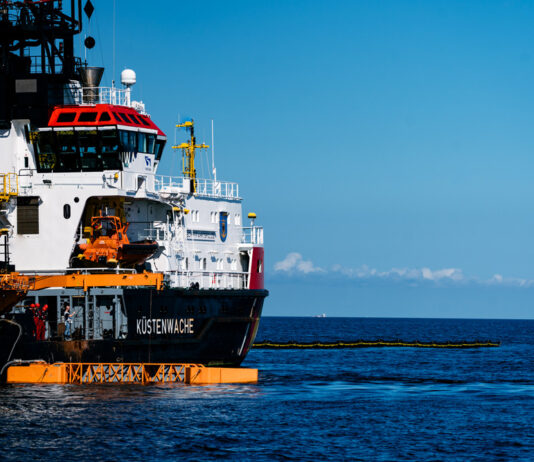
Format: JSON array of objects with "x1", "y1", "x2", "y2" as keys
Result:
[{"x1": 253, "y1": 340, "x2": 500, "y2": 349}]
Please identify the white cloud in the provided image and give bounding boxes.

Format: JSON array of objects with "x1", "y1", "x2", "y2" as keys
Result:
[
  {"x1": 274, "y1": 253, "x2": 534, "y2": 287},
  {"x1": 490, "y1": 274, "x2": 503, "y2": 283},
  {"x1": 274, "y1": 252, "x2": 324, "y2": 274},
  {"x1": 421, "y1": 267, "x2": 464, "y2": 281},
  {"x1": 485, "y1": 274, "x2": 534, "y2": 288},
  {"x1": 331, "y1": 264, "x2": 464, "y2": 282}
]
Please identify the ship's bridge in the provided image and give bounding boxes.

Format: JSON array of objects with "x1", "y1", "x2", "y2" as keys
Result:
[{"x1": 32, "y1": 104, "x2": 166, "y2": 174}]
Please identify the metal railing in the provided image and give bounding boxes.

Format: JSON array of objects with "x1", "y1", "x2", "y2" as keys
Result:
[
  {"x1": 71, "y1": 87, "x2": 130, "y2": 106},
  {"x1": 240, "y1": 226, "x2": 264, "y2": 245},
  {"x1": 26, "y1": 55, "x2": 82, "y2": 75},
  {"x1": 171, "y1": 271, "x2": 249, "y2": 289},
  {"x1": 0, "y1": 173, "x2": 18, "y2": 202},
  {"x1": 155, "y1": 175, "x2": 240, "y2": 199},
  {"x1": 154, "y1": 175, "x2": 185, "y2": 194},
  {"x1": 137, "y1": 227, "x2": 168, "y2": 242},
  {"x1": 196, "y1": 178, "x2": 239, "y2": 199}
]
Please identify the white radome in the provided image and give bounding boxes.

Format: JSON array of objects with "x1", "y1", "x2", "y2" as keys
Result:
[{"x1": 121, "y1": 68, "x2": 136, "y2": 86}]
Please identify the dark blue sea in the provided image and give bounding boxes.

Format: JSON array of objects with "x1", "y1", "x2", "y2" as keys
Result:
[{"x1": 1, "y1": 317, "x2": 534, "y2": 461}]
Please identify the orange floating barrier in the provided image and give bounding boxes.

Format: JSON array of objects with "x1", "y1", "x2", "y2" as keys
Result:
[
  {"x1": 186, "y1": 366, "x2": 258, "y2": 384},
  {"x1": 7, "y1": 362, "x2": 67, "y2": 384},
  {"x1": 6, "y1": 362, "x2": 258, "y2": 385}
]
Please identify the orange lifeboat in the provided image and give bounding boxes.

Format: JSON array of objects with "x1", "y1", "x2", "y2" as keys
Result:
[{"x1": 75, "y1": 215, "x2": 158, "y2": 268}]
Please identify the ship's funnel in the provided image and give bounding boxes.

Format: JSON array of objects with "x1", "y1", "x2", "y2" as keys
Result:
[{"x1": 79, "y1": 67, "x2": 104, "y2": 103}]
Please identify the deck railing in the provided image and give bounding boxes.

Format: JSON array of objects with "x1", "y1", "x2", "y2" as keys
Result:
[
  {"x1": 240, "y1": 226, "x2": 264, "y2": 245},
  {"x1": 71, "y1": 87, "x2": 130, "y2": 107},
  {"x1": 0, "y1": 173, "x2": 18, "y2": 202},
  {"x1": 155, "y1": 175, "x2": 240, "y2": 199},
  {"x1": 170, "y1": 271, "x2": 249, "y2": 290}
]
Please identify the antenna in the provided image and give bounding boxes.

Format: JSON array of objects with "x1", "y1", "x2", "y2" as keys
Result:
[
  {"x1": 211, "y1": 119, "x2": 217, "y2": 181},
  {"x1": 113, "y1": 0, "x2": 116, "y2": 86},
  {"x1": 121, "y1": 69, "x2": 136, "y2": 106}
]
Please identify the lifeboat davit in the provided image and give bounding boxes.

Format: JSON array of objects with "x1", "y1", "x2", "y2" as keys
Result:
[{"x1": 74, "y1": 215, "x2": 158, "y2": 268}]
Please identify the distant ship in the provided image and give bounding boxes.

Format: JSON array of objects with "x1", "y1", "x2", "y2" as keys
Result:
[
  {"x1": 0, "y1": 1, "x2": 267, "y2": 368},
  {"x1": 314, "y1": 314, "x2": 327, "y2": 318}
]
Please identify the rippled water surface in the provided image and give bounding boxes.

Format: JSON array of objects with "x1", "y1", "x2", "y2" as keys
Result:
[{"x1": 2, "y1": 317, "x2": 534, "y2": 461}]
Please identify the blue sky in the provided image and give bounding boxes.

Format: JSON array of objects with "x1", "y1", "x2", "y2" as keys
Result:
[{"x1": 87, "y1": 1, "x2": 534, "y2": 317}]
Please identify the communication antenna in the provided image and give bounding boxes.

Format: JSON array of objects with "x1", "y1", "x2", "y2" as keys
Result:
[
  {"x1": 121, "y1": 69, "x2": 136, "y2": 106},
  {"x1": 211, "y1": 119, "x2": 217, "y2": 181},
  {"x1": 112, "y1": 0, "x2": 116, "y2": 87}
]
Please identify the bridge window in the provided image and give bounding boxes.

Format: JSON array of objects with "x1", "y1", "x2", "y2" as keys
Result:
[
  {"x1": 34, "y1": 131, "x2": 56, "y2": 171},
  {"x1": 135, "y1": 133, "x2": 155, "y2": 154},
  {"x1": 113, "y1": 112, "x2": 125, "y2": 122},
  {"x1": 78, "y1": 112, "x2": 98, "y2": 122},
  {"x1": 139, "y1": 116, "x2": 150, "y2": 126},
  {"x1": 57, "y1": 112, "x2": 76, "y2": 123},
  {"x1": 129, "y1": 114, "x2": 141, "y2": 124},
  {"x1": 78, "y1": 130, "x2": 101, "y2": 171},
  {"x1": 57, "y1": 130, "x2": 80, "y2": 171},
  {"x1": 138, "y1": 132, "x2": 147, "y2": 153},
  {"x1": 99, "y1": 112, "x2": 111, "y2": 122},
  {"x1": 155, "y1": 139, "x2": 166, "y2": 161},
  {"x1": 119, "y1": 130, "x2": 137, "y2": 152},
  {"x1": 101, "y1": 130, "x2": 121, "y2": 170},
  {"x1": 146, "y1": 134, "x2": 155, "y2": 154},
  {"x1": 33, "y1": 130, "x2": 122, "y2": 173}
]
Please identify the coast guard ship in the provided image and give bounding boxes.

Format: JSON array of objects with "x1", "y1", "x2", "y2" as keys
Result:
[{"x1": 0, "y1": 0, "x2": 267, "y2": 366}]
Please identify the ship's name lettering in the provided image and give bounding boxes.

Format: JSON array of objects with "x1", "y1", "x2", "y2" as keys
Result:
[
  {"x1": 186, "y1": 229, "x2": 216, "y2": 241},
  {"x1": 136, "y1": 317, "x2": 194, "y2": 335}
]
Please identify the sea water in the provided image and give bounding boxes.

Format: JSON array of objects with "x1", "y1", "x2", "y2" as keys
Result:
[{"x1": 1, "y1": 317, "x2": 533, "y2": 461}]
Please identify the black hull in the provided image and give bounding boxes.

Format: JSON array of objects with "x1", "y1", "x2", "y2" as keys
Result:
[{"x1": 0, "y1": 288, "x2": 267, "y2": 367}]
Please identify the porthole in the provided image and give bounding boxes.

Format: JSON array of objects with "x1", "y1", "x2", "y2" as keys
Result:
[
  {"x1": 74, "y1": 197, "x2": 80, "y2": 203},
  {"x1": 63, "y1": 204, "x2": 71, "y2": 219}
]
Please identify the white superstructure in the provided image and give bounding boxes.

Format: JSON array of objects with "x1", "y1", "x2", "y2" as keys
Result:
[{"x1": 0, "y1": 78, "x2": 264, "y2": 290}]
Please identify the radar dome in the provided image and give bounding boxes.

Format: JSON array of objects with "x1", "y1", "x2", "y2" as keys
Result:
[{"x1": 121, "y1": 69, "x2": 136, "y2": 86}]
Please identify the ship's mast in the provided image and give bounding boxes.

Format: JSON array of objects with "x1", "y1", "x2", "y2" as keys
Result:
[
  {"x1": 173, "y1": 120, "x2": 209, "y2": 193},
  {"x1": 0, "y1": 0, "x2": 84, "y2": 127}
]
